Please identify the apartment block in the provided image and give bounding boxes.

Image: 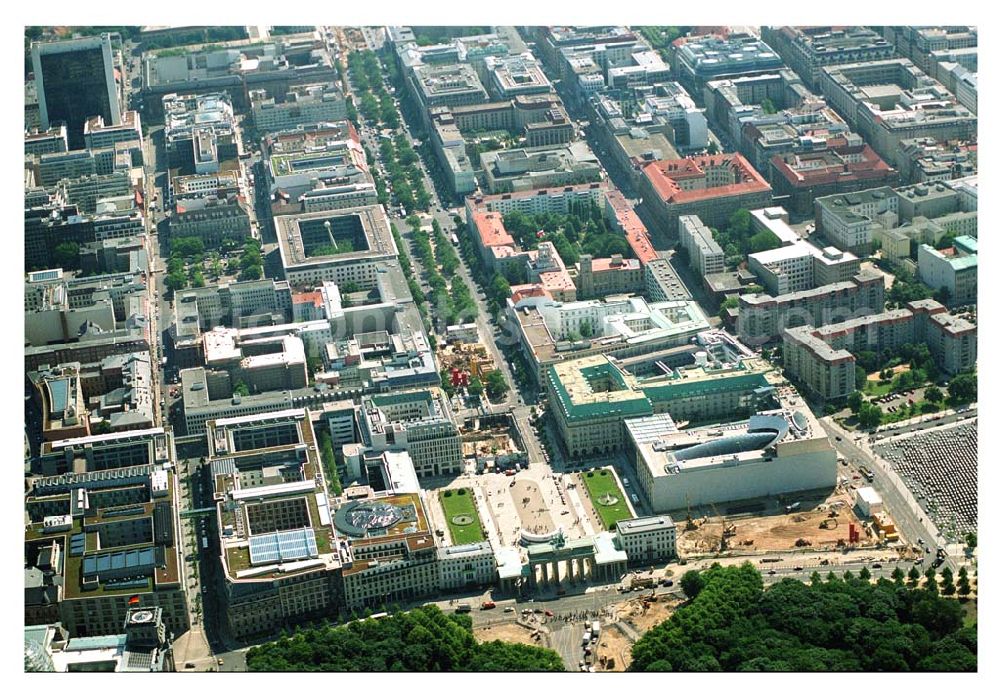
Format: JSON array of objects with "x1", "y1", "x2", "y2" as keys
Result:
[
  {"x1": 357, "y1": 389, "x2": 462, "y2": 478},
  {"x1": 207, "y1": 410, "x2": 344, "y2": 638},
  {"x1": 784, "y1": 299, "x2": 976, "y2": 400},
  {"x1": 814, "y1": 187, "x2": 898, "y2": 253},
  {"x1": 737, "y1": 270, "x2": 885, "y2": 346},
  {"x1": 818, "y1": 59, "x2": 976, "y2": 168},
  {"x1": 25, "y1": 125, "x2": 69, "y2": 157},
  {"x1": 677, "y1": 215, "x2": 725, "y2": 277},
  {"x1": 674, "y1": 34, "x2": 784, "y2": 98},
  {"x1": 573, "y1": 254, "x2": 644, "y2": 299},
  {"x1": 748, "y1": 207, "x2": 860, "y2": 295},
  {"x1": 615, "y1": 516, "x2": 677, "y2": 565},
  {"x1": 918, "y1": 237, "x2": 977, "y2": 306}
]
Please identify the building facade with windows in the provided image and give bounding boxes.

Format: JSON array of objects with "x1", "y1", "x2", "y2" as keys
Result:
[{"x1": 615, "y1": 516, "x2": 677, "y2": 565}]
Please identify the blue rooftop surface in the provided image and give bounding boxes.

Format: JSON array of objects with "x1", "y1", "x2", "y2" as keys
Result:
[
  {"x1": 46, "y1": 378, "x2": 70, "y2": 415},
  {"x1": 65, "y1": 634, "x2": 125, "y2": 652},
  {"x1": 82, "y1": 546, "x2": 157, "y2": 577},
  {"x1": 952, "y1": 235, "x2": 977, "y2": 257},
  {"x1": 249, "y1": 528, "x2": 318, "y2": 565}
]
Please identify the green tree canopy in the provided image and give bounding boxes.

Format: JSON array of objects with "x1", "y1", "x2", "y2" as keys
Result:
[
  {"x1": 848, "y1": 391, "x2": 864, "y2": 414},
  {"x1": 467, "y1": 376, "x2": 484, "y2": 398},
  {"x1": 483, "y1": 369, "x2": 509, "y2": 399},
  {"x1": 947, "y1": 373, "x2": 977, "y2": 405},
  {"x1": 52, "y1": 241, "x2": 80, "y2": 270},
  {"x1": 857, "y1": 402, "x2": 883, "y2": 429},
  {"x1": 246, "y1": 605, "x2": 563, "y2": 672},
  {"x1": 629, "y1": 563, "x2": 975, "y2": 672}
]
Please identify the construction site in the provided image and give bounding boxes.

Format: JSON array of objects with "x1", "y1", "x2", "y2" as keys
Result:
[
  {"x1": 587, "y1": 593, "x2": 682, "y2": 672},
  {"x1": 460, "y1": 414, "x2": 527, "y2": 472},
  {"x1": 474, "y1": 621, "x2": 546, "y2": 648},
  {"x1": 439, "y1": 342, "x2": 497, "y2": 388},
  {"x1": 674, "y1": 489, "x2": 875, "y2": 557}
]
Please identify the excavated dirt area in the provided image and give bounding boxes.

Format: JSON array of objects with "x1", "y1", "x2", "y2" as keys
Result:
[
  {"x1": 677, "y1": 499, "x2": 873, "y2": 555},
  {"x1": 474, "y1": 622, "x2": 543, "y2": 646}
]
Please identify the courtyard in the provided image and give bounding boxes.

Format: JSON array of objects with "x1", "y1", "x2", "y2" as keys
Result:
[
  {"x1": 579, "y1": 468, "x2": 632, "y2": 530},
  {"x1": 440, "y1": 488, "x2": 486, "y2": 545}
]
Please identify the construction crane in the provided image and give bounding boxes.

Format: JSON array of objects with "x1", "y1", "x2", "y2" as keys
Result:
[
  {"x1": 684, "y1": 495, "x2": 698, "y2": 531},
  {"x1": 711, "y1": 503, "x2": 735, "y2": 552}
]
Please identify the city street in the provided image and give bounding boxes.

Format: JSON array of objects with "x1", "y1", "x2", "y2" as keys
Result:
[
  {"x1": 348, "y1": 52, "x2": 525, "y2": 424},
  {"x1": 817, "y1": 414, "x2": 973, "y2": 570}
]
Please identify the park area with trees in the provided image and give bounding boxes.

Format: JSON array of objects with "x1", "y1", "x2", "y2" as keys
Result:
[
  {"x1": 246, "y1": 605, "x2": 564, "y2": 672},
  {"x1": 630, "y1": 563, "x2": 976, "y2": 671}
]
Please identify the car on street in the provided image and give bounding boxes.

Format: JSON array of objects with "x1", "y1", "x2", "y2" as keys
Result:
[
  {"x1": 793, "y1": 566, "x2": 803, "y2": 571},
  {"x1": 768, "y1": 570, "x2": 777, "y2": 575}
]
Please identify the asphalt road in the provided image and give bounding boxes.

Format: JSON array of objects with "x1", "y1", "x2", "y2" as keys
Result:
[
  {"x1": 818, "y1": 416, "x2": 965, "y2": 570},
  {"x1": 352, "y1": 56, "x2": 526, "y2": 422}
]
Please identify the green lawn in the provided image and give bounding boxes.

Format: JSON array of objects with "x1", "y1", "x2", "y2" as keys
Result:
[
  {"x1": 440, "y1": 489, "x2": 485, "y2": 545},
  {"x1": 580, "y1": 469, "x2": 632, "y2": 530},
  {"x1": 864, "y1": 380, "x2": 894, "y2": 397}
]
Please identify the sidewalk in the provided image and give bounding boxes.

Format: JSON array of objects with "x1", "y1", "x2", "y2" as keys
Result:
[{"x1": 173, "y1": 624, "x2": 214, "y2": 671}]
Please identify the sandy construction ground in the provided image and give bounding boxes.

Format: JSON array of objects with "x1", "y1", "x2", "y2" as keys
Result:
[
  {"x1": 677, "y1": 498, "x2": 872, "y2": 555},
  {"x1": 612, "y1": 595, "x2": 682, "y2": 634},
  {"x1": 593, "y1": 627, "x2": 632, "y2": 672},
  {"x1": 474, "y1": 622, "x2": 542, "y2": 646}
]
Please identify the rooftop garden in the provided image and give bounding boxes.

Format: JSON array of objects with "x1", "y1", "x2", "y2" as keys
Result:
[{"x1": 226, "y1": 545, "x2": 251, "y2": 572}]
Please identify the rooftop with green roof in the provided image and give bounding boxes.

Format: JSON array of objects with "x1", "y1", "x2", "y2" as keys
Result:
[{"x1": 548, "y1": 354, "x2": 775, "y2": 422}]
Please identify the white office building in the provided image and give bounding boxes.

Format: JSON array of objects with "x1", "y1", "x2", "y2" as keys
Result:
[
  {"x1": 678, "y1": 215, "x2": 725, "y2": 277},
  {"x1": 615, "y1": 516, "x2": 677, "y2": 565}
]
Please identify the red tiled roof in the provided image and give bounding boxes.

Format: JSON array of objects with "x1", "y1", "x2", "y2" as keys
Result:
[
  {"x1": 539, "y1": 268, "x2": 575, "y2": 292},
  {"x1": 292, "y1": 292, "x2": 324, "y2": 305},
  {"x1": 606, "y1": 190, "x2": 658, "y2": 265},
  {"x1": 510, "y1": 285, "x2": 551, "y2": 304},
  {"x1": 473, "y1": 212, "x2": 515, "y2": 248},
  {"x1": 642, "y1": 153, "x2": 771, "y2": 205},
  {"x1": 771, "y1": 145, "x2": 895, "y2": 189},
  {"x1": 589, "y1": 257, "x2": 640, "y2": 272}
]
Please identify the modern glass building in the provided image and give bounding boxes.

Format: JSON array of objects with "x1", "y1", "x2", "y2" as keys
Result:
[{"x1": 32, "y1": 34, "x2": 121, "y2": 149}]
